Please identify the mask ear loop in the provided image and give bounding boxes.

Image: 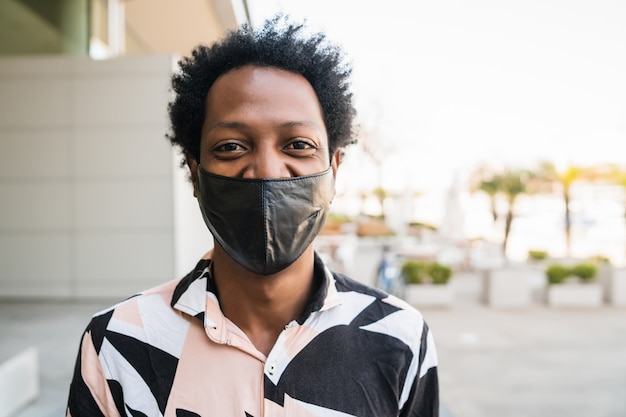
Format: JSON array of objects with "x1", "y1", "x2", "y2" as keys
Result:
[{"x1": 193, "y1": 165, "x2": 202, "y2": 197}]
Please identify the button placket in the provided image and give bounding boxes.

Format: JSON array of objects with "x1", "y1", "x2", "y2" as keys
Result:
[{"x1": 267, "y1": 362, "x2": 277, "y2": 375}]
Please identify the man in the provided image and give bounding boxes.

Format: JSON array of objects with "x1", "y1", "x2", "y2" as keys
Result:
[{"x1": 67, "y1": 16, "x2": 439, "y2": 416}]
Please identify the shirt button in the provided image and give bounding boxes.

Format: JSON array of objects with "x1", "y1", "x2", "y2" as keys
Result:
[{"x1": 268, "y1": 363, "x2": 276, "y2": 375}]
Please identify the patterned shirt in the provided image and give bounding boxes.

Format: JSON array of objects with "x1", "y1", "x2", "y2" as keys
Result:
[{"x1": 67, "y1": 254, "x2": 439, "y2": 416}]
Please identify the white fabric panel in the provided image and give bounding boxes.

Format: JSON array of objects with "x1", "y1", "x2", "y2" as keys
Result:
[
  {"x1": 138, "y1": 294, "x2": 190, "y2": 359},
  {"x1": 99, "y1": 338, "x2": 163, "y2": 417}
]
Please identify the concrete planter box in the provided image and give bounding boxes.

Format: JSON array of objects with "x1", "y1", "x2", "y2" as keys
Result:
[
  {"x1": 609, "y1": 268, "x2": 626, "y2": 307},
  {"x1": 482, "y1": 267, "x2": 532, "y2": 308},
  {"x1": 0, "y1": 348, "x2": 39, "y2": 417},
  {"x1": 597, "y1": 264, "x2": 613, "y2": 302},
  {"x1": 405, "y1": 284, "x2": 453, "y2": 308},
  {"x1": 547, "y1": 283, "x2": 603, "y2": 308}
]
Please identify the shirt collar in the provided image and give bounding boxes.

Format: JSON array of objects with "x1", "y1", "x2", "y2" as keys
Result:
[{"x1": 171, "y1": 252, "x2": 343, "y2": 328}]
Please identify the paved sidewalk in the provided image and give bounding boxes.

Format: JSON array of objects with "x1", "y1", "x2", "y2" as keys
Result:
[
  {"x1": 0, "y1": 300, "x2": 111, "y2": 417},
  {"x1": 425, "y1": 304, "x2": 626, "y2": 417},
  {"x1": 1, "y1": 272, "x2": 625, "y2": 417}
]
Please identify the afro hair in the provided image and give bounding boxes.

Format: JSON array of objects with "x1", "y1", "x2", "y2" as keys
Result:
[{"x1": 167, "y1": 15, "x2": 357, "y2": 162}]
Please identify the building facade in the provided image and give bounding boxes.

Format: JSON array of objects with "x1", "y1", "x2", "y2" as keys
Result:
[{"x1": 0, "y1": 0, "x2": 249, "y2": 298}]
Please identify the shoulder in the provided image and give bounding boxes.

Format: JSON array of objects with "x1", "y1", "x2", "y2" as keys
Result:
[
  {"x1": 83, "y1": 278, "x2": 186, "y2": 344},
  {"x1": 332, "y1": 271, "x2": 388, "y2": 297},
  {"x1": 331, "y1": 271, "x2": 430, "y2": 346},
  {"x1": 333, "y1": 271, "x2": 423, "y2": 317}
]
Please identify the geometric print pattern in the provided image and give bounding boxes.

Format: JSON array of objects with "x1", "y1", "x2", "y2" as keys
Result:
[{"x1": 67, "y1": 254, "x2": 438, "y2": 416}]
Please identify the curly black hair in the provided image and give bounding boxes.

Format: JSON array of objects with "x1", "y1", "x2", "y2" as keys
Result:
[{"x1": 167, "y1": 15, "x2": 357, "y2": 162}]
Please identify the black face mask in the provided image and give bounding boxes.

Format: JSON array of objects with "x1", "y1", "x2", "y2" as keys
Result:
[{"x1": 195, "y1": 166, "x2": 335, "y2": 275}]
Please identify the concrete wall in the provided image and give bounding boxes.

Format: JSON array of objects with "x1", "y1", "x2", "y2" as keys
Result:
[{"x1": 0, "y1": 54, "x2": 201, "y2": 299}]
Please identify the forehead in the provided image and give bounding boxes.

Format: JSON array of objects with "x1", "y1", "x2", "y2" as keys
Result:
[{"x1": 203, "y1": 65, "x2": 326, "y2": 133}]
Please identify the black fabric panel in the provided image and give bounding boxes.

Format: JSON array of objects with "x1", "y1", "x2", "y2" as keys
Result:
[
  {"x1": 264, "y1": 374, "x2": 285, "y2": 406},
  {"x1": 176, "y1": 409, "x2": 202, "y2": 417},
  {"x1": 398, "y1": 321, "x2": 439, "y2": 416},
  {"x1": 66, "y1": 336, "x2": 106, "y2": 417},
  {"x1": 295, "y1": 253, "x2": 329, "y2": 324},
  {"x1": 418, "y1": 322, "x2": 430, "y2": 370},
  {"x1": 296, "y1": 258, "x2": 391, "y2": 325},
  {"x1": 194, "y1": 311, "x2": 205, "y2": 323},
  {"x1": 126, "y1": 404, "x2": 149, "y2": 417},
  {"x1": 171, "y1": 258, "x2": 212, "y2": 308},
  {"x1": 86, "y1": 309, "x2": 114, "y2": 354},
  {"x1": 349, "y1": 296, "x2": 402, "y2": 328},
  {"x1": 107, "y1": 379, "x2": 128, "y2": 416},
  {"x1": 333, "y1": 271, "x2": 390, "y2": 299},
  {"x1": 106, "y1": 331, "x2": 179, "y2": 415},
  {"x1": 399, "y1": 366, "x2": 439, "y2": 417},
  {"x1": 413, "y1": 320, "x2": 431, "y2": 395},
  {"x1": 268, "y1": 325, "x2": 413, "y2": 416},
  {"x1": 205, "y1": 264, "x2": 219, "y2": 295}
]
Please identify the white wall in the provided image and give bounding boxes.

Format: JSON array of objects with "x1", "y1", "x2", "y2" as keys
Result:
[
  {"x1": 0, "y1": 55, "x2": 193, "y2": 299},
  {"x1": 172, "y1": 153, "x2": 214, "y2": 279}
]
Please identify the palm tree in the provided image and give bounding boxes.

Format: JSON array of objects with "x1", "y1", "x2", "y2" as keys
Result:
[
  {"x1": 358, "y1": 190, "x2": 369, "y2": 216},
  {"x1": 372, "y1": 187, "x2": 389, "y2": 219},
  {"x1": 478, "y1": 177, "x2": 501, "y2": 223},
  {"x1": 535, "y1": 162, "x2": 590, "y2": 257},
  {"x1": 499, "y1": 169, "x2": 533, "y2": 256},
  {"x1": 471, "y1": 166, "x2": 533, "y2": 257},
  {"x1": 470, "y1": 165, "x2": 502, "y2": 223}
]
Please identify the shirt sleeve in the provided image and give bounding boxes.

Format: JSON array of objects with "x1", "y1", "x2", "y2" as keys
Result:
[
  {"x1": 66, "y1": 317, "x2": 123, "y2": 417},
  {"x1": 399, "y1": 322, "x2": 440, "y2": 417}
]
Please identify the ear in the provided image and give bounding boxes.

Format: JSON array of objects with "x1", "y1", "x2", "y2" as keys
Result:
[
  {"x1": 330, "y1": 150, "x2": 342, "y2": 178},
  {"x1": 185, "y1": 153, "x2": 199, "y2": 198}
]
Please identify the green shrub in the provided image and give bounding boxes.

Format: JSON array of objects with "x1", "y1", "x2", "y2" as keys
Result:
[
  {"x1": 327, "y1": 212, "x2": 353, "y2": 223},
  {"x1": 570, "y1": 262, "x2": 598, "y2": 283},
  {"x1": 407, "y1": 221, "x2": 438, "y2": 231},
  {"x1": 589, "y1": 255, "x2": 610, "y2": 265},
  {"x1": 402, "y1": 260, "x2": 453, "y2": 285},
  {"x1": 545, "y1": 264, "x2": 570, "y2": 284},
  {"x1": 401, "y1": 261, "x2": 427, "y2": 284},
  {"x1": 528, "y1": 250, "x2": 548, "y2": 261},
  {"x1": 428, "y1": 263, "x2": 453, "y2": 285}
]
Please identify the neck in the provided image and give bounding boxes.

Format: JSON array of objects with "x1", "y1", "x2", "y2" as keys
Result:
[{"x1": 211, "y1": 244, "x2": 317, "y2": 356}]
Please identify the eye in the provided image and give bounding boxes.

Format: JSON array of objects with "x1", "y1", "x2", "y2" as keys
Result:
[
  {"x1": 216, "y1": 142, "x2": 243, "y2": 152},
  {"x1": 285, "y1": 140, "x2": 316, "y2": 151},
  {"x1": 212, "y1": 141, "x2": 246, "y2": 159}
]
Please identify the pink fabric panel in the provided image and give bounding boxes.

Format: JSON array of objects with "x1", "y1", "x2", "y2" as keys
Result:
[
  {"x1": 80, "y1": 332, "x2": 122, "y2": 417},
  {"x1": 164, "y1": 319, "x2": 264, "y2": 416},
  {"x1": 112, "y1": 298, "x2": 143, "y2": 329}
]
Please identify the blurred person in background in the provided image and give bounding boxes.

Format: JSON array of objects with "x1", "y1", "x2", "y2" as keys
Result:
[{"x1": 67, "y1": 15, "x2": 438, "y2": 416}]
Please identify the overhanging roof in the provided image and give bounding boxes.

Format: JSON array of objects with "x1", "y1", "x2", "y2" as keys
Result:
[{"x1": 124, "y1": 0, "x2": 250, "y2": 57}]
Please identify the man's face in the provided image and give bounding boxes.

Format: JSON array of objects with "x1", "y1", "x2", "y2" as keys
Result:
[{"x1": 193, "y1": 65, "x2": 339, "y2": 180}]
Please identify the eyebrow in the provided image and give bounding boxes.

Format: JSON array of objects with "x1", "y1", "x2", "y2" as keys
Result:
[
  {"x1": 207, "y1": 120, "x2": 325, "y2": 135},
  {"x1": 206, "y1": 121, "x2": 250, "y2": 131},
  {"x1": 281, "y1": 121, "x2": 325, "y2": 135}
]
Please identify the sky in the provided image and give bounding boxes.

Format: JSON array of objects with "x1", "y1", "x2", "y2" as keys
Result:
[{"x1": 247, "y1": 0, "x2": 626, "y2": 196}]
